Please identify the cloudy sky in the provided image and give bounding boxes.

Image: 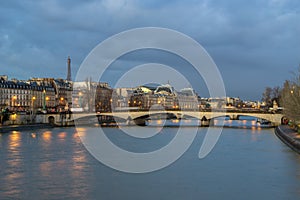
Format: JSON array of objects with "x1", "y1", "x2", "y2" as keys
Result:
[{"x1": 0, "y1": 0, "x2": 299, "y2": 100}]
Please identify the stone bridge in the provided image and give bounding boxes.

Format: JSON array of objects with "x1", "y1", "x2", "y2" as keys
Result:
[{"x1": 65, "y1": 110, "x2": 284, "y2": 126}]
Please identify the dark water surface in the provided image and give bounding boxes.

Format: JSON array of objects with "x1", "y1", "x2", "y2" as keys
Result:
[{"x1": 0, "y1": 125, "x2": 299, "y2": 200}]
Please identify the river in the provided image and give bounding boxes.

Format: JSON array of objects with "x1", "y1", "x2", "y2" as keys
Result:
[{"x1": 0, "y1": 120, "x2": 300, "y2": 200}]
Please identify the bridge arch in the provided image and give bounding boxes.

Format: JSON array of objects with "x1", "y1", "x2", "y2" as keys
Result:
[
  {"x1": 48, "y1": 116, "x2": 55, "y2": 125},
  {"x1": 70, "y1": 111, "x2": 283, "y2": 126}
]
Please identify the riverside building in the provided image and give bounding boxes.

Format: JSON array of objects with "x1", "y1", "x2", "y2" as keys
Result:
[
  {"x1": 0, "y1": 76, "x2": 72, "y2": 113},
  {"x1": 0, "y1": 76, "x2": 55, "y2": 112}
]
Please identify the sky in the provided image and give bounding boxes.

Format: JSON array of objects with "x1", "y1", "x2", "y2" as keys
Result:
[{"x1": 0, "y1": 0, "x2": 299, "y2": 100}]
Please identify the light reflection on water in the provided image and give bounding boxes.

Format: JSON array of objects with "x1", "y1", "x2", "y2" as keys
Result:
[
  {"x1": 0, "y1": 124, "x2": 299, "y2": 200},
  {"x1": 147, "y1": 117, "x2": 271, "y2": 129},
  {"x1": 42, "y1": 131, "x2": 52, "y2": 142}
]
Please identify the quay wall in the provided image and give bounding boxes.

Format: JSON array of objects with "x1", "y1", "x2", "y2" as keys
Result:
[
  {"x1": 275, "y1": 126, "x2": 300, "y2": 154},
  {"x1": 1, "y1": 113, "x2": 63, "y2": 126}
]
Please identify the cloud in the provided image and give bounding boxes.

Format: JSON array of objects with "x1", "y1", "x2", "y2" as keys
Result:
[{"x1": 0, "y1": 0, "x2": 299, "y2": 99}]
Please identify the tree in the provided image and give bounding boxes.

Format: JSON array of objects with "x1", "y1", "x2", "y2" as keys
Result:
[
  {"x1": 271, "y1": 86, "x2": 281, "y2": 106},
  {"x1": 83, "y1": 77, "x2": 96, "y2": 112},
  {"x1": 280, "y1": 68, "x2": 300, "y2": 122},
  {"x1": 262, "y1": 87, "x2": 272, "y2": 107},
  {"x1": 262, "y1": 86, "x2": 282, "y2": 108}
]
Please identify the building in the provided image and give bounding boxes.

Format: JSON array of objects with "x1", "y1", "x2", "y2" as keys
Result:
[
  {"x1": 95, "y1": 83, "x2": 113, "y2": 112},
  {"x1": 28, "y1": 78, "x2": 72, "y2": 111},
  {"x1": 52, "y1": 79, "x2": 73, "y2": 110},
  {"x1": 112, "y1": 87, "x2": 135, "y2": 109},
  {"x1": 177, "y1": 88, "x2": 199, "y2": 110},
  {"x1": 73, "y1": 81, "x2": 112, "y2": 112},
  {"x1": 127, "y1": 84, "x2": 200, "y2": 110},
  {"x1": 0, "y1": 76, "x2": 55, "y2": 112}
]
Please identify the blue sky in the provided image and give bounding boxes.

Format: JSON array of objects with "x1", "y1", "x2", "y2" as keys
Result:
[{"x1": 0, "y1": 0, "x2": 299, "y2": 100}]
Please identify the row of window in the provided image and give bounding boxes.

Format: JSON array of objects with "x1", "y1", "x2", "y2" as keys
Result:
[
  {"x1": 0, "y1": 83, "x2": 55, "y2": 90},
  {"x1": 0, "y1": 89, "x2": 56, "y2": 93},
  {"x1": 0, "y1": 89, "x2": 35, "y2": 94}
]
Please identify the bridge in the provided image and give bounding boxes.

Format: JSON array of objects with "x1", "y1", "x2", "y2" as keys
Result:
[{"x1": 64, "y1": 110, "x2": 284, "y2": 126}]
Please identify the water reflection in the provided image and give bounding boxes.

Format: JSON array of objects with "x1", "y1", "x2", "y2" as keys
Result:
[
  {"x1": 30, "y1": 133, "x2": 37, "y2": 138},
  {"x1": 8, "y1": 131, "x2": 21, "y2": 150},
  {"x1": 0, "y1": 126, "x2": 299, "y2": 200},
  {"x1": 39, "y1": 161, "x2": 52, "y2": 177},
  {"x1": 76, "y1": 127, "x2": 87, "y2": 137},
  {"x1": 3, "y1": 131, "x2": 24, "y2": 199},
  {"x1": 214, "y1": 118, "x2": 270, "y2": 129},
  {"x1": 7, "y1": 131, "x2": 22, "y2": 168},
  {"x1": 71, "y1": 149, "x2": 88, "y2": 176},
  {"x1": 42, "y1": 131, "x2": 52, "y2": 142},
  {"x1": 58, "y1": 132, "x2": 67, "y2": 140}
]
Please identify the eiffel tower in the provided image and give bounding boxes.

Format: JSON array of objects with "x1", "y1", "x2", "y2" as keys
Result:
[{"x1": 66, "y1": 56, "x2": 71, "y2": 81}]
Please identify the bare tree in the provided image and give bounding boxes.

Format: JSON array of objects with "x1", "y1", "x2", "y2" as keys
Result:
[
  {"x1": 262, "y1": 87, "x2": 273, "y2": 107},
  {"x1": 84, "y1": 77, "x2": 95, "y2": 112},
  {"x1": 280, "y1": 68, "x2": 300, "y2": 122},
  {"x1": 262, "y1": 86, "x2": 281, "y2": 108},
  {"x1": 271, "y1": 86, "x2": 281, "y2": 106}
]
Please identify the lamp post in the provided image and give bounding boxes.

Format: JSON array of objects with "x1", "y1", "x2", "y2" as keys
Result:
[
  {"x1": 12, "y1": 95, "x2": 17, "y2": 110},
  {"x1": 43, "y1": 90, "x2": 46, "y2": 111},
  {"x1": 78, "y1": 92, "x2": 82, "y2": 108},
  {"x1": 59, "y1": 97, "x2": 66, "y2": 126},
  {"x1": 31, "y1": 96, "x2": 36, "y2": 123},
  {"x1": 60, "y1": 97, "x2": 65, "y2": 111},
  {"x1": 46, "y1": 96, "x2": 49, "y2": 110}
]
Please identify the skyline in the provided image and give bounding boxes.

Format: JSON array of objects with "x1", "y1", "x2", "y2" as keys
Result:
[{"x1": 1, "y1": 0, "x2": 300, "y2": 100}]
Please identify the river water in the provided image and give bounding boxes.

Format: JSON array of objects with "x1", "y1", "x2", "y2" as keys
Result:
[{"x1": 0, "y1": 120, "x2": 300, "y2": 200}]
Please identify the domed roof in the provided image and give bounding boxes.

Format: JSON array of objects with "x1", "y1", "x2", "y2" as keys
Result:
[
  {"x1": 154, "y1": 84, "x2": 176, "y2": 96},
  {"x1": 141, "y1": 83, "x2": 161, "y2": 91}
]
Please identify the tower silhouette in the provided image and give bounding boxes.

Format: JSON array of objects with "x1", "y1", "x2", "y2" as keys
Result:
[{"x1": 67, "y1": 56, "x2": 71, "y2": 81}]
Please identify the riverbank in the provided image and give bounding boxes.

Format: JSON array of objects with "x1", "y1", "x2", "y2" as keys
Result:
[
  {"x1": 275, "y1": 125, "x2": 300, "y2": 154},
  {"x1": 0, "y1": 124, "x2": 54, "y2": 134}
]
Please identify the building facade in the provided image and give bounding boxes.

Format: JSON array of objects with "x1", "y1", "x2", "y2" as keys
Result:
[
  {"x1": 0, "y1": 76, "x2": 73, "y2": 113},
  {"x1": 0, "y1": 76, "x2": 56, "y2": 112}
]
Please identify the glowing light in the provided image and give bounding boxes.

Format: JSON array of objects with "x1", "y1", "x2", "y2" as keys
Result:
[
  {"x1": 42, "y1": 131, "x2": 52, "y2": 142},
  {"x1": 157, "y1": 120, "x2": 163, "y2": 125},
  {"x1": 58, "y1": 132, "x2": 67, "y2": 139},
  {"x1": 76, "y1": 128, "x2": 87, "y2": 137},
  {"x1": 8, "y1": 131, "x2": 21, "y2": 150},
  {"x1": 11, "y1": 113, "x2": 17, "y2": 121},
  {"x1": 172, "y1": 119, "x2": 180, "y2": 124}
]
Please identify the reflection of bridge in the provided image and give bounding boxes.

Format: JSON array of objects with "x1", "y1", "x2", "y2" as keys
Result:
[{"x1": 68, "y1": 111, "x2": 284, "y2": 126}]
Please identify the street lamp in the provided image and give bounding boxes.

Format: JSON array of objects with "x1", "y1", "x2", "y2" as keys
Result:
[
  {"x1": 43, "y1": 90, "x2": 46, "y2": 111},
  {"x1": 45, "y1": 96, "x2": 50, "y2": 112},
  {"x1": 59, "y1": 97, "x2": 65, "y2": 112},
  {"x1": 31, "y1": 96, "x2": 36, "y2": 123},
  {"x1": 11, "y1": 113, "x2": 17, "y2": 124},
  {"x1": 32, "y1": 96, "x2": 36, "y2": 110},
  {"x1": 60, "y1": 97, "x2": 64, "y2": 103},
  {"x1": 78, "y1": 92, "x2": 82, "y2": 108},
  {"x1": 12, "y1": 95, "x2": 17, "y2": 108},
  {"x1": 46, "y1": 96, "x2": 49, "y2": 105}
]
